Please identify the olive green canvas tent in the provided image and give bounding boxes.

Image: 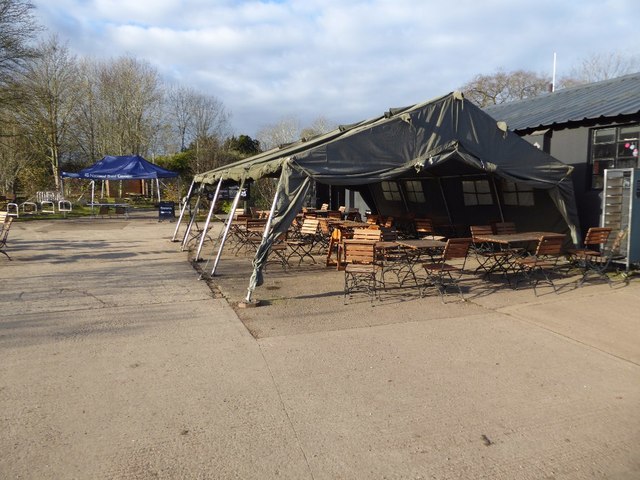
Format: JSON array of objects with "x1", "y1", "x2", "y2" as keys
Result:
[{"x1": 188, "y1": 92, "x2": 580, "y2": 302}]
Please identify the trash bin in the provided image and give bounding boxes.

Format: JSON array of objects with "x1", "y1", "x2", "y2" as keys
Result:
[{"x1": 158, "y1": 201, "x2": 175, "y2": 222}]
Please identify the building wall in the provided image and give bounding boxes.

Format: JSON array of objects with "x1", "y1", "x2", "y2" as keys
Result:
[{"x1": 521, "y1": 119, "x2": 639, "y2": 233}]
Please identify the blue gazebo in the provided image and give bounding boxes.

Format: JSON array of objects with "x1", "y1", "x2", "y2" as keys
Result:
[{"x1": 61, "y1": 155, "x2": 178, "y2": 207}]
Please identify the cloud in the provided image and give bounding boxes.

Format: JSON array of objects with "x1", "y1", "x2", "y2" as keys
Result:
[{"x1": 32, "y1": 0, "x2": 640, "y2": 135}]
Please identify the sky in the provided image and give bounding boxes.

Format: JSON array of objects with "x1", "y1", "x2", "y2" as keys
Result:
[{"x1": 31, "y1": 0, "x2": 640, "y2": 137}]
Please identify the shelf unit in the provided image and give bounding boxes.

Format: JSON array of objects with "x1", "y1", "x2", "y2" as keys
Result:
[{"x1": 601, "y1": 168, "x2": 640, "y2": 269}]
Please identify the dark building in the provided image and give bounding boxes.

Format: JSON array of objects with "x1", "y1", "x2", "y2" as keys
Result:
[{"x1": 484, "y1": 73, "x2": 640, "y2": 234}]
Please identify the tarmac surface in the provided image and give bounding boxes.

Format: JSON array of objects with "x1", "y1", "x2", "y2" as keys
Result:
[{"x1": 1, "y1": 211, "x2": 639, "y2": 479}]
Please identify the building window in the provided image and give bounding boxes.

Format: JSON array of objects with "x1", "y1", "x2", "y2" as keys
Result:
[
  {"x1": 404, "y1": 180, "x2": 425, "y2": 203},
  {"x1": 380, "y1": 181, "x2": 402, "y2": 201},
  {"x1": 462, "y1": 179, "x2": 493, "y2": 206},
  {"x1": 590, "y1": 124, "x2": 640, "y2": 189},
  {"x1": 502, "y1": 180, "x2": 534, "y2": 206}
]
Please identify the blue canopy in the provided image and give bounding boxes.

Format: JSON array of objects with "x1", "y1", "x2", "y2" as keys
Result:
[{"x1": 61, "y1": 155, "x2": 178, "y2": 180}]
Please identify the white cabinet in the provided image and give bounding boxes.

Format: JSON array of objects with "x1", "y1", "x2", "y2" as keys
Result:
[{"x1": 601, "y1": 168, "x2": 640, "y2": 269}]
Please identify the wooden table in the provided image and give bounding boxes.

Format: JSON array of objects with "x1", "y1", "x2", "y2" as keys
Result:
[
  {"x1": 396, "y1": 238, "x2": 447, "y2": 249},
  {"x1": 395, "y1": 238, "x2": 447, "y2": 280},
  {"x1": 337, "y1": 239, "x2": 446, "y2": 287},
  {"x1": 472, "y1": 231, "x2": 567, "y2": 277},
  {"x1": 473, "y1": 231, "x2": 566, "y2": 246}
]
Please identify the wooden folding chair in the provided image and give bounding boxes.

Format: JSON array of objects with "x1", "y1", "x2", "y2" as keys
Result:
[
  {"x1": 567, "y1": 227, "x2": 612, "y2": 261},
  {"x1": 492, "y1": 221, "x2": 528, "y2": 258},
  {"x1": 421, "y1": 238, "x2": 472, "y2": 303},
  {"x1": 573, "y1": 229, "x2": 625, "y2": 287},
  {"x1": 343, "y1": 240, "x2": 383, "y2": 303},
  {"x1": 414, "y1": 217, "x2": 433, "y2": 237},
  {"x1": 470, "y1": 225, "x2": 512, "y2": 280},
  {"x1": 285, "y1": 218, "x2": 320, "y2": 265},
  {"x1": 366, "y1": 214, "x2": 380, "y2": 225},
  {"x1": 264, "y1": 233, "x2": 290, "y2": 272},
  {"x1": 512, "y1": 235, "x2": 566, "y2": 295}
]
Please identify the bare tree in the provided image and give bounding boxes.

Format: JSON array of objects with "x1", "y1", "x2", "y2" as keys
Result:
[
  {"x1": 11, "y1": 35, "x2": 80, "y2": 190},
  {"x1": 558, "y1": 52, "x2": 640, "y2": 88},
  {"x1": 91, "y1": 56, "x2": 164, "y2": 157},
  {"x1": 190, "y1": 93, "x2": 230, "y2": 172},
  {"x1": 0, "y1": 109, "x2": 33, "y2": 193},
  {"x1": 253, "y1": 116, "x2": 334, "y2": 207},
  {"x1": 166, "y1": 85, "x2": 195, "y2": 152},
  {"x1": 256, "y1": 116, "x2": 301, "y2": 151},
  {"x1": 460, "y1": 69, "x2": 551, "y2": 107},
  {"x1": 71, "y1": 58, "x2": 101, "y2": 162},
  {"x1": 0, "y1": 0, "x2": 40, "y2": 92},
  {"x1": 165, "y1": 85, "x2": 231, "y2": 172},
  {"x1": 300, "y1": 116, "x2": 335, "y2": 140}
]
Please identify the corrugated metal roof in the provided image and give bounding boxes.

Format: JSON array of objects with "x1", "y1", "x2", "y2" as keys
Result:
[{"x1": 484, "y1": 72, "x2": 640, "y2": 132}]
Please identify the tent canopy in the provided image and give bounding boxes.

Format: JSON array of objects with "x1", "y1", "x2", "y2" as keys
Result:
[
  {"x1": 62, "y1": 155, "x2": 178, "y2": 180},
  {"x1": 191, "y1": 92, "x2": 581, "y2": 298},
  {"x1": 194, "y1": 92, "x2": 574, "y2": 192}
]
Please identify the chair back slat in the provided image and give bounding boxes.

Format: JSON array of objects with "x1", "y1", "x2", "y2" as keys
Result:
[
  {"x1": 414, "y1": 218, "x2": 435, "y2": 235},
  {"x1": 584, "y1": 227, "x2": 612, "y2": 246},
  {"x1": 494, "y1": 222, "x2": 517, "y2": 234},
  {"x1": 246, "y1": 218, "x2": 267, "y2": 229},
  {"x1": 443, "y1": 238, "x2": 472, "y2": 260},
  {"x1": 535, "y1": 236, "x2": 565, "y2": 256},
  {"x1": 470, "y1": 225, "x2": 493, "y2": 240},
  {"x1": 352, "y1": 228, "x2": 382, "y2": 241},
  {"x1": 318, "y1": 219, "x2": 332, "y2": 235},
  {"x1": 344, "y1": 241, "x2": 376, "y2": 264},
  {"x1": 300, "y1": 218, "x2": 320, "y2": 236}
]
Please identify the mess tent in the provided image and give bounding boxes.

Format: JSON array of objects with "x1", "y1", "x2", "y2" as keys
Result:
[
  {"x1": 185, "y1": 91, "x2": 581, "y2": 303},
  {"x1": 61, "y1": 155, "x2": 179, "y2": 207}
]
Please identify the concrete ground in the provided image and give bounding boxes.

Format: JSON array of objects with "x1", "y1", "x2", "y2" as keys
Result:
[{"x1": 1, "y1": 213, "x2": 639, "y2": 479}]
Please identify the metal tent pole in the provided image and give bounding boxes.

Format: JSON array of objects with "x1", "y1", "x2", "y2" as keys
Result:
[
  {"x1": 172, "y1": 180, "x2": 195, "y2": 242},
  {"x1": 437, "y1": 178, "x2": 453, "y2": 224},
  {"x1": 156, "y1": 178, "x2": 161, "y2": 203},
  {"x1": 491, "y1": 175, "x2": 505, "y2": 222},
  {"x1": 91, "y1": 181, "x2": 95, "y2": 216},
  {"x1": 211, "y1": 177, "x2": 246, "y2": 277},
  {"x1": 245, "y1": 187, "x2": 280, "y2": 303},
  {"x1": 195, "y1": 178, "x2": 223, "y2": 261},
  {"x1": 181, "y1": 190, "x2": 203, "y2": 250}
]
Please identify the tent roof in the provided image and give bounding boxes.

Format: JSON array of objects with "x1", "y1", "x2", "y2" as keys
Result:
[
  {"x1": 62, "y1": 155, "x2": 178, "y2": 180},
  {"x1": 194, "y1": 91, "x2": 574, "y2": 191}
]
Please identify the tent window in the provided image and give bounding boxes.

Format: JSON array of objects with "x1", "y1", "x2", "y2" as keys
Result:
[
  {"x1": 590, "y1": 123, "x2": 640, "y2": 189},
  {"x1": 404, "y1": 180, "x2": 425, "y2": 203},
  {"x1": 381, "y1": 181, "x2": 402, "y2": 201},
  {"x1": 462, "y1": 180, "x2": 493, "y2": 206},
  {"x1": 502, "y1": 180, "x2": 534, "y2": 206}
]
